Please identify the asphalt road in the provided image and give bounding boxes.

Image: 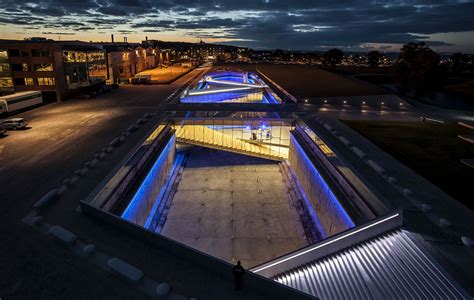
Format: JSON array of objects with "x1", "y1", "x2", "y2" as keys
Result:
[{"x1": 0, "y1": 67, "x2": 209, "y2": 299}]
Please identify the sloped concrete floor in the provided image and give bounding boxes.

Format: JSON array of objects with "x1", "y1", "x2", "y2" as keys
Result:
[{"x1": 161, "y1": 147, "x2": 306, "y2": 268}]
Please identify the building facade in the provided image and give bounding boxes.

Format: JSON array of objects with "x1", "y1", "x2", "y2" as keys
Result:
[
  {"x1": 103, "y1": 43, "x2": 165, "y2": 84},
  {"x1": 0, "y1": 39, "x2": 107, "y2": 101}
]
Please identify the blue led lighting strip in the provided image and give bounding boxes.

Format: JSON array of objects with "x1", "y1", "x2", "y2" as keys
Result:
[
  {"x1": 291, "y1": 134, "x2": 355, "y2": 229},
  {"x1": 121, "y1": 136, "x2": 175, "y2": 223},
  {"x1": 145, "y1": 151, "x2": 186, "y2": 230}
]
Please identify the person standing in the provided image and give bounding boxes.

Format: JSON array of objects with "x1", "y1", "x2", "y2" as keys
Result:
[{"x1": 232, "y1": 261, "x2": 246, "y2": 291}]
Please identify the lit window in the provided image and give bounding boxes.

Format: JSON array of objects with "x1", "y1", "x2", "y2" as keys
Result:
[
  {"x1": 0, "y1": 63, "x2": 10, "y2": 73},
  {"x1": 0, "y1": 77, "x2": 13, "y2": 89},
  {"x1": 22, "y1": 63, "x2": 29, "y2": 71},
  {"x1": 34, "y1": 64, "x2": 53, "y2": 71},
  {"x1": 25, "y1": 78, "x2": 35, "y2": 85},
  {"x1": 37, "y1": 77, "x2": 55, "y2": 85},
  {"x1": 0, "y1": 50, "x2": 9, "y2": 62}
]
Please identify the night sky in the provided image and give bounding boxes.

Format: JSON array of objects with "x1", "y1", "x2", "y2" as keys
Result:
[{"x1": 1, "y1": 0, "x2": 473, "y2": 52}]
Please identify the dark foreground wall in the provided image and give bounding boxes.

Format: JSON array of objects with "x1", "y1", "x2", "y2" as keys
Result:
[
  {"x1": 289, "y1": 132, "x2": 354, "y2": 237},
  {"x1": 80, "y1": 201, "x2": 313, "y2": 300}
]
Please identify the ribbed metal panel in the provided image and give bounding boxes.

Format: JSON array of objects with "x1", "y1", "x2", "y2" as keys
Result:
[{"x1": 273, "y1": 230, "x2": 468, "y2": 299}]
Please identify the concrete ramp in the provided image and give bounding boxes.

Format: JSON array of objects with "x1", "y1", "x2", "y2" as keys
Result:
[{"x1": 175, "y1": 125, "x2": 287, "y2": 160}]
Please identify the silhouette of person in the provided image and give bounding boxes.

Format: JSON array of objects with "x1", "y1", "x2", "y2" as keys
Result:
[{"x1": 232, "y1": 260, "x2": 245, "y2": 291}]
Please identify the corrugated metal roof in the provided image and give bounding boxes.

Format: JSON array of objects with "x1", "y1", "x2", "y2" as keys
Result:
[{"x1": 273, "y1": 230, "x2": 468, "y2": 299}]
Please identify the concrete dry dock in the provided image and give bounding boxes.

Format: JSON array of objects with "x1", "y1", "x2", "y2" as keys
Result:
[{"x1": 161, "y1": 147, "x2": 306, "y2": 267}]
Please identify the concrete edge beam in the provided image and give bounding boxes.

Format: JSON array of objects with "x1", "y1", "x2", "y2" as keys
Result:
[
  {"x1": 48, "y1": 226, "x2": 77, "y2": 245},
  {"x1": 367, "y1": 160, "x2": 386, "y2": 174},
  {"x1": 338, "y1": 136, "x2": 350, "y2": 146},
  {"x1": 127, "y1": 124, "x2": 138, "y2": 132},
  {"x1": 109, "y1": 137, "x2": 121, "y2": 147},
  {"x1": 33, "y1": 189, "x2": 58, "y2": 208},
  {"x1": 323, "y1": 124, "x2": 332, "y2": 131},
  {"x1": 83, "y1": 244, "x2": 96, "y2": 256},
  {"x1": 156, "y1": 283, "x2": 170, "y2": 296},
  {"x1": 107, "y1": 258, "x2": 144, "y2": 282},
  {"x1": 351, "y1": 146, "x2": 367, "y2": 158}
]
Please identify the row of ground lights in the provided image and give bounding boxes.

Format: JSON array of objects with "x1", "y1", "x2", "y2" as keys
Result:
[{"x1": 303, "y1": 99, "x2": 404, "y2": 106}]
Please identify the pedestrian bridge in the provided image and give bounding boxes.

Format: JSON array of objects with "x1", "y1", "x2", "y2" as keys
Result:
[{"x1": 173, "y1": 119, "x2": 293, "y2": 160}]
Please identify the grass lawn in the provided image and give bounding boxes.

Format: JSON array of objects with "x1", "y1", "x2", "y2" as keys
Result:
[
  {"x1": 343, "y1": 121, "x2": 474, "y2": 209},
  {"x1": 444, "y1": 80, "x2": 474, "y2": 102},
  {"x1": 214, "y1": 63, "x2": 386, "y2": 98}
]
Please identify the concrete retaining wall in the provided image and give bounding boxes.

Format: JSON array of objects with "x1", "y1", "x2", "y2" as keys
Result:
[
  {"x1": 122, "y1": 135, "x2": 176, "y2": 226},
  {"x1": 289, "y1": 133, "x2": 354, "y2": 237}
]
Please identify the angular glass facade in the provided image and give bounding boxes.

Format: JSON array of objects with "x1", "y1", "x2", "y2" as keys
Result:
[
  {"x1": 174, "y1": 119, "x2": 292, "y2": 159},
  {"x1": 181, "y1": 71, "x2": 282, "y2": 104},
  {"x1": 63, "y1": 50, "x2": 106, "y2": 89}
]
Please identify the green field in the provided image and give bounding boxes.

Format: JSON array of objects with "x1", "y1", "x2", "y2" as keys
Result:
[
  {"x1": 343, "y1": 121, "x2": 474, "y2": 209},
  {"x1": 215, "y1": 63, "x2": 387, "y2": 98}
]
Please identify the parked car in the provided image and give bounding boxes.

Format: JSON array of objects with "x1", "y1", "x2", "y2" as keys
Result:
[{"x1": 0, "y1": 118, "x2": 28, "y2": 130}]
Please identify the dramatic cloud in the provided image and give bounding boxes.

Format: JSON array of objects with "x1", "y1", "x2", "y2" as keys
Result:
[{"x1": 0, "y1": 0, "x2": 473, "y2": 51}]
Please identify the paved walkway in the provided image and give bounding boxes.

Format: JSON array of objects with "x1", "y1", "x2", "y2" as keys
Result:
[{"x1": 162, "y1": 147, "x2": 306, "y2": 268}]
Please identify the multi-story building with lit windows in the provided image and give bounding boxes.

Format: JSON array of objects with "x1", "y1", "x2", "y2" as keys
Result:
[{"x1": 0, "y1": 38, "x2": 107, "y2": 102}]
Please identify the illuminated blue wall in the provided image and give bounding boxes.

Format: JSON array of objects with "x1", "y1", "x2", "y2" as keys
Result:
[
  {"x1": 181, "y1": 91, "x2": 263, "y2": 103},
  {"x1": 181, "y1": 71, "x2": 282, "y2": 104},
  {"x1": 122, "y1": 135, "x2": 176, "y2": 226},
  {"x1": 289, "y1": 133, "x2": 354, "y2": 237}
]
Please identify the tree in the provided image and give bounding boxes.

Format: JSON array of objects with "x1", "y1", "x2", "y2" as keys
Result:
[
  {"x1": 323, "y1": 48, "x2": 343, "y2": 66},
  {"x1": 393, "y1": 42, "x2": 443, "y2": 97},
  {"x1": 367, "y1": 50, "x2": 382, "y2": 67},
  {"x1": 450, "y1": 52, "x2": 469, "y2": 74}
]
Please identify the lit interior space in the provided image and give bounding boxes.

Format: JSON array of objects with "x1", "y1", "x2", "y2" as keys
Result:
[
  {"x1": 86, "y1": 119, "x2": 373, "y2": 268},
  {"x1": 180, "y1": 71, "x2": 282, "y2": 104}
]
